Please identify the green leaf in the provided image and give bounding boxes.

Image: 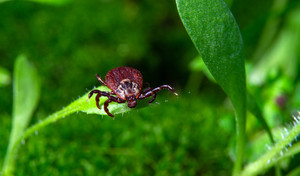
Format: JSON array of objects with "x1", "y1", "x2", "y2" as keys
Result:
[
  {"x1": 1, "y1": 84, "x2": 147, "y2": 175},
  {"x1": 0, "y1": 85, "x2": 153, "y2": 174},
  {"x1": 2, "y1": 55, "x2": 40, "y2": 175},
  {"x1": 176, "y1": 0, "x2": 246, "y2": 175},
  {"x1": 71, "y1": 86, "x2": 134, "y2": 116}
]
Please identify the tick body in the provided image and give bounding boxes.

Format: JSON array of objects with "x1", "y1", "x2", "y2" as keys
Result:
[{"x1": 89, "y1": 67, "x2": 178, "y2": 117}]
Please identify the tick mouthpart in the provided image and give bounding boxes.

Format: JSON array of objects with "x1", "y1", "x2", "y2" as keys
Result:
[
  {"x1": 127, "y1": 100, "x2": 137, "y2": 108},
  {"x1": 127, "y1": 96, "x2": 137, "y2": 108}
]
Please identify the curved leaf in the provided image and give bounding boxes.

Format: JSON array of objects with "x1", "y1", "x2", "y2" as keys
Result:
[
  {"x1": 176, "y1": 0, "x2": 246, "y2": 175},
  {"x1": 3, "y1": 55, "x2": 40, "y2": 175}
]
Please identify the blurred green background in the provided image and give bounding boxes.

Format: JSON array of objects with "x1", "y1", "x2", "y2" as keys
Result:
[{"x1": 1, "y1": 0, "x2": 300, "y2": 175}]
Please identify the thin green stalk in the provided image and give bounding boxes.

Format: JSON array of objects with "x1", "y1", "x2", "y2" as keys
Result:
[
  {"x1": 2, "y1": 101, "x2": 80, "y2": 176},
  {"x1": 2, "y1": 86, "x2": 134, "y2": 175},
  {"x1": 233, "y1": 109, "x2": 246, "y2": 176},
  {"x1": 241, "y1": 119, "x2": 300, "y2": 176},
  {"x1": 19, "y1": 104, "x2": 80, "y2": 146}
]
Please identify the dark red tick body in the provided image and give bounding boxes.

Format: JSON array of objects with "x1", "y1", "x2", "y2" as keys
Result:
[{"x1": 89, "y1": 67, "x2": 178, "y2": 117}]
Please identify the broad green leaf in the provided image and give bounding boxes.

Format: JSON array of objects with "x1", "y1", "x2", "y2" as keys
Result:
[
  {"x1": 2, "y1": 55, "x2": 40, "y2": 175},
  {"x1": 176, "y1": 0, "x2": 246, "y2": 175},
  {"x1": 0, "y1": 66, "x2": 11, "y2": 87}
]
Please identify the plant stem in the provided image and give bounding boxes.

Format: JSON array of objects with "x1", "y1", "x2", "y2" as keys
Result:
[
  {"x1": 241, "y1": 120, "x2": 300, "y2": 176},
  {"x1": 2, "y1": 101, "x2": 81, "y2": 176},
  {"x1": 233, "y1": 109, "x2": 246, "y2": 176}
]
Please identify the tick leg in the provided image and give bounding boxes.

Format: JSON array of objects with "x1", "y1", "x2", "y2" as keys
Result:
[
  {"x1": 149, "y1": 93, "x2": 157, "y2": 103},
  {"x1": 95, "y1": 93, "x2": 102, "y2": 109},
  {"x1": 89, "y1": 89, "x2": 125, "y2": 117},
  {"x1": 104, "y1": 99, "x2": 114, "y2": 117},
  {"x1": 104, "y1": 97, "x2": 126, "y2": 117},
  {"x1": 138, "y1": 88, "x2": 152, "y2": 102},
  {"x1": 109, "y1": 96, "x2": 126, "y2": 103},
  {"x1": 89, "y1": 90, "x2": 112, "y2": 110},
  {"x1": 89, "y1": 90, "x2": 100, "y2": 99},
  {"x1": 138, "y1": 85, "x2": 178, "y2": 103},
  {"x1": 152, "y1": 85, "x2": 178, "y2": 95},
  {"x1": 138, "y1": 89, "x2": 154, "y2": 101},
  {"x1": 143, "y1": 90, "x2": 157, "y2": 103},
  {"x1": 89, "y1": 90, "x2": 112, "y2": 99},
  {"x1": 96, "y1": 74, "x2": 107, "y2": 86},
  {"x1": 142, "y1": 87, "x2": 152, "y2": 94}
]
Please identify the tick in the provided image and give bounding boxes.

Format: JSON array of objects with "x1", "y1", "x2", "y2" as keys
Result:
[{"x1": 89, "y1": 67, "x2": 178, "y2": 117}]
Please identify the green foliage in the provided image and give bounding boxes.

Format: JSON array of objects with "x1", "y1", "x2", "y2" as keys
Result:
[
  {"x1": 242, "y1": 117, "x2": 300, "y2": 176},
  {"x1": 3, "y1": 94, "x2": 232, "y2": 175},
  {"x1": 2, "y1": 82, "x2": 149, "y2": 175},
  {"x1": 2, "y1": 55, "x2": 40, "y2": 175},
  {"x1": 1, "y1": 0, "x2": 300, "y2": 175},
  {"x1": 176, "y1": 0, "x2": 246, "y2": 174}
]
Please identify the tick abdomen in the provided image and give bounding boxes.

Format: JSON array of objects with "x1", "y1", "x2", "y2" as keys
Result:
[{"x1": 105, "y1": 67, "x2": 143, "y2": 94}]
